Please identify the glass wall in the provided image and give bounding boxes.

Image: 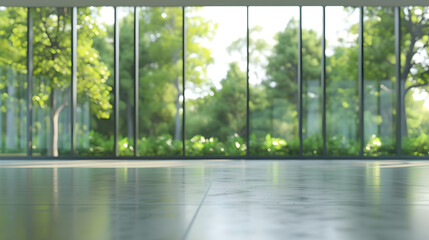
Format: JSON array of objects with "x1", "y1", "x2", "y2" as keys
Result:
[
  {"x1": 249, "y1": 7, "x2": 299, "y2": 156},
  {"x1": 401, "y1": 7, "x2": 429, "y2": 156},
  {"x1": 363, "y1": 7, "x2": 396, "y2": 156},
  {"x1": 302, "y1": 7, "x2": 323, "y2": 156},
  {"x1": 76, "y1": 7, "x2": 114, "y2": 156},
  {"x1": 0, "y1": 6, "x2": 428, "y2": 158},
  {"x1": 118, "y1": 7, "x2": 135, "y2": 156},
  {"x1": 185, "y1": 7, "x2": 247, "y2": 156},
  {"x1": 325, "y1": 7, "x2": 360, "y2": 156},
  {"x1": 0, "y1": 7, "x2": 27, "y2": 156},
  {"x1": 138, "y1": 7, "x2": 183, "y2": 156},
  {"x1": 32, "y1": 7, "x2": 72, "y2": 156}
]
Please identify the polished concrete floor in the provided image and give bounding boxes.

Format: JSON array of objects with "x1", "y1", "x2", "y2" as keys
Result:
[{"x1": 1, "y1": 160, "x2": 429, "y2": 240}]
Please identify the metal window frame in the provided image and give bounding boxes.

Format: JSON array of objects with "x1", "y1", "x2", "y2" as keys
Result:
[
  {"x1": 322, "y1": 6, "x2": 327, "y2": 156},
  {"x1": 26, "y1": 8, "x2": 33, "y2": 157},
  {"x1": 71, "y1": 7, "x2": 77, "y2": 155},
  {"x1": 246, "y1": 6, "x2": 250, "y2": 156},
  {"x1": 298, "y1": 6, "x2": 303, "y2": 156},
  {"x1": 114, "y1": 7, "x2": 120, "y2": 157},
  {"x1": 182, "y1": 6, "x2": 186, "y2": 157},
  {"x1": 134, "y1": 7, "x2": 139, "y2": 156},
  {"x1": 358, "y1": 6, "x2": 364, "y2": 157},
  {"x1": 2, "y1": 5, "x2": 427, "y2": 160},
  {"x1": 2, "y1": 0, "x2": 425, "y2": 7},
  {"x1": 395, "y1": 6, "x2": 402, "y2": 156}
]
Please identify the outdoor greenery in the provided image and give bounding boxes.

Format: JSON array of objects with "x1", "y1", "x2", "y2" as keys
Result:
[{"x1": 0, "y1": 6, "x2": 429, "y2": 157}]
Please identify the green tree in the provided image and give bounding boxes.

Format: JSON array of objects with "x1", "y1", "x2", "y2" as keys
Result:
[
  {"x1": 400, "y1": 7, "x2": 429, "y2": 137},
  {"x1": 0, "y1": 7, "x2": 112, "y2": 156},
  {"x1": 261, "y1": 18, "x2": 322, "y2": 142},
  {"x1": 137, "y1": 7, "x2": 215, "y2": 141},
  {"x1": 0, "y1": 8, "x2": 28, "y2": 153},
  {"x1": 186, "y1": 62, "x2": 246, "y2": 140}
]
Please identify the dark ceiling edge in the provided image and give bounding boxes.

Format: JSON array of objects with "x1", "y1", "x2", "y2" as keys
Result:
[{"x1": 1, "y1": 0, "x2": 429, "y2": 7}]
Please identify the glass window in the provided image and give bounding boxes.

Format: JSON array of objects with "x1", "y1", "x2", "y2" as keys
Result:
[
  {"x1": 2, "y1": 5, "x2": 429, "y2": 159},
  {"x1": 302, "y1": 7, "x2": 323, "y2": 156},
  {"x1": 138, "y1": 7, "x2": 183, "y2": 156},
  {"x1": 76, "y1": 7, "x2": 114, "y2": 156},
  {"x1": 364, "y1": 7, "x2": 396, "y2": 156},
  {"x1": 185, "y1": 7, "x2": 247, "y2": 156},
  {"x1": 32, "y1": 7, "x2": 72, "y2": 156},
  {"x1": 0, "y1": 7, "x2": 27, "y2": 156},
  {"x1": 325, "y1": 7, "x2": 360, "y2": 156},
  {"x1": 249, "y1": 7, "x2": 299, "y2": 156},
  {"x1": 118, "y1": 7, "x2": 135, "y2": 156},
  {"x1": 401, "y1": 7, "x2": 429, "y2": 156}
]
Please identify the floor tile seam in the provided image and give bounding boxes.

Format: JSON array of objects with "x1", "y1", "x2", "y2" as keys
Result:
[
  {"x1": 3, "y1": 202, "x2": 429, "y2": 206},
  {"x1": 208, "y1": 182, "x2": 425, "y2": 187},
  {"x1": 200, "y1": 202, "x2": 429, "y2": 206},
  {"x1": 390, "y1": 181, "x2": 429, "y2": 188},
  {"x1": 0, "y1": 203, "x2": 202, "y2": 206},
  {"x1": 0, "y1": 185, "x2": 213, "y2": 189},
  {"x1": 206, "y1": 184, "x2": 429, "y2": 189},
  {"x1": 3, "y1": 185, "x2": 419, "y2": 188},
  {"x1": 0, "y1": 183, "x2": 210, "y2": 188},
  {"x1": 341, "y1": 173, "x2": 428, "y2": 183},
  {"x1": 182, "y1": 182, "x2": 213, "y2": 240},
  {"x1": 196, "y1": 203, "x2": 429, "y2": 206},
  {"x1": 2, "y1": 203, "x2": 429, "y2": 207}
]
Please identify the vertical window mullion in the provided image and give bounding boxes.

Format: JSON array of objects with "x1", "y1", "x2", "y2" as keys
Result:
[
  {"x1": 395, "y1": 6, "x2": 402, "y2": 157},
  {"x1": 134, "y1": 7, "x2": 139, "y2": 157},
  {"x1": 27, "y1": 8, "x2": 33, "y2": 157},
  {"x1": 298, "y1": 6, "x2": 303, "y2": 156},
  {"x1": 182, "y1": 7, "x2": 186, "y2": 157},
  {"x1": 322, "y1": 6, "x2": 327, "y2": 156},
  {"x1": 246, "y1": 6, "x2": 250, "y2": 156},
  {"x1": 358, "y1": 7, "x2": 364, "y2": 157},
  {"x1": 71, "y1": 7, "x2": 77, "y2": 155},
  {"x1": 114, "y1": 7, "x2": 119, "y2": 157}
]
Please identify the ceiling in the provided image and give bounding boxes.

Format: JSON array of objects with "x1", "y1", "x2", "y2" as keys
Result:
[{"x1": 0, "y1": 0, "x2": 427, "y2": 7}]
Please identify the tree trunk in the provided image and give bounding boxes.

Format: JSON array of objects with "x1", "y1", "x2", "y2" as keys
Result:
[
  {"x1": 399, "y1": 11, "x2": 419, "y2": 139},
  {"x1": 52, "y1": 109, "x2": 59, "y2": 157},
  {"x1": 50, "y1": 89, "x2": 68, "y2": 157},
  {"x1": 50, "y1": 89, "x2": 56, "y2": 156},
  {"x1": 6, "y1": 68, "x2": 16, "y2": 150}
]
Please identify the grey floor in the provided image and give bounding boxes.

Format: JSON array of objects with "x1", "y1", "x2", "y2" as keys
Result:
[{"x1": 1, "y1": 160, "x2": 429, "y2": 240}]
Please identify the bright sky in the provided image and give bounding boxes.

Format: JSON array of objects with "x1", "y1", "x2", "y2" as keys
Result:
[{"x1": 198, "y1": 6, "x2": 359, "y2": 90}]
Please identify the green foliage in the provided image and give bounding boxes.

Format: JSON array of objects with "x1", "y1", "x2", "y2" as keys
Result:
[
  {"x1": 76, "y1": 7, "x2": 112, "y2": 119},
  {"x1": 138, "y1": 135, "x2": 182, "y2": 156},
  {"x1": 0, "y1": 7, "x2": 112, "y2": 156},
  {"x1": 186, "y1": 134, "x2": 246, "y2": 156},
  {"x1": 303, "y1": 134, "x2": 323, "y2": 156},
  {"x1": 186, "y1": 62, "x2": 247, "y2": 141},
  {"x1": 78, "y1": 130, "x2": 114, "y2": 156},
  {"x1": 24, "y1": 129, "x2": 429, "y2": 157},
  {"x1": 137, "y1": 7, "x2": 215, "y2": 141},
  {"x1": 327, "y1": 136, "x2": 359, "y2": 156},
  {"x1": 363, "y1": 135, "x2": 396, "y2": 156},
  {"x1": 249, "y1": 134, "x2": 299, "y2": 156},
  {"x1": 403, "y1": 133, "x2": 429, "y2": 156},
  {"x1": 1, "y1": 7, "x2": 429, "y2": 157}
]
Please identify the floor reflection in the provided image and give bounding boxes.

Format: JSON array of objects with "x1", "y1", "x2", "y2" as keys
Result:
[{"x1": 1, "y1": 160, "x2": 429, "y2": 240}]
